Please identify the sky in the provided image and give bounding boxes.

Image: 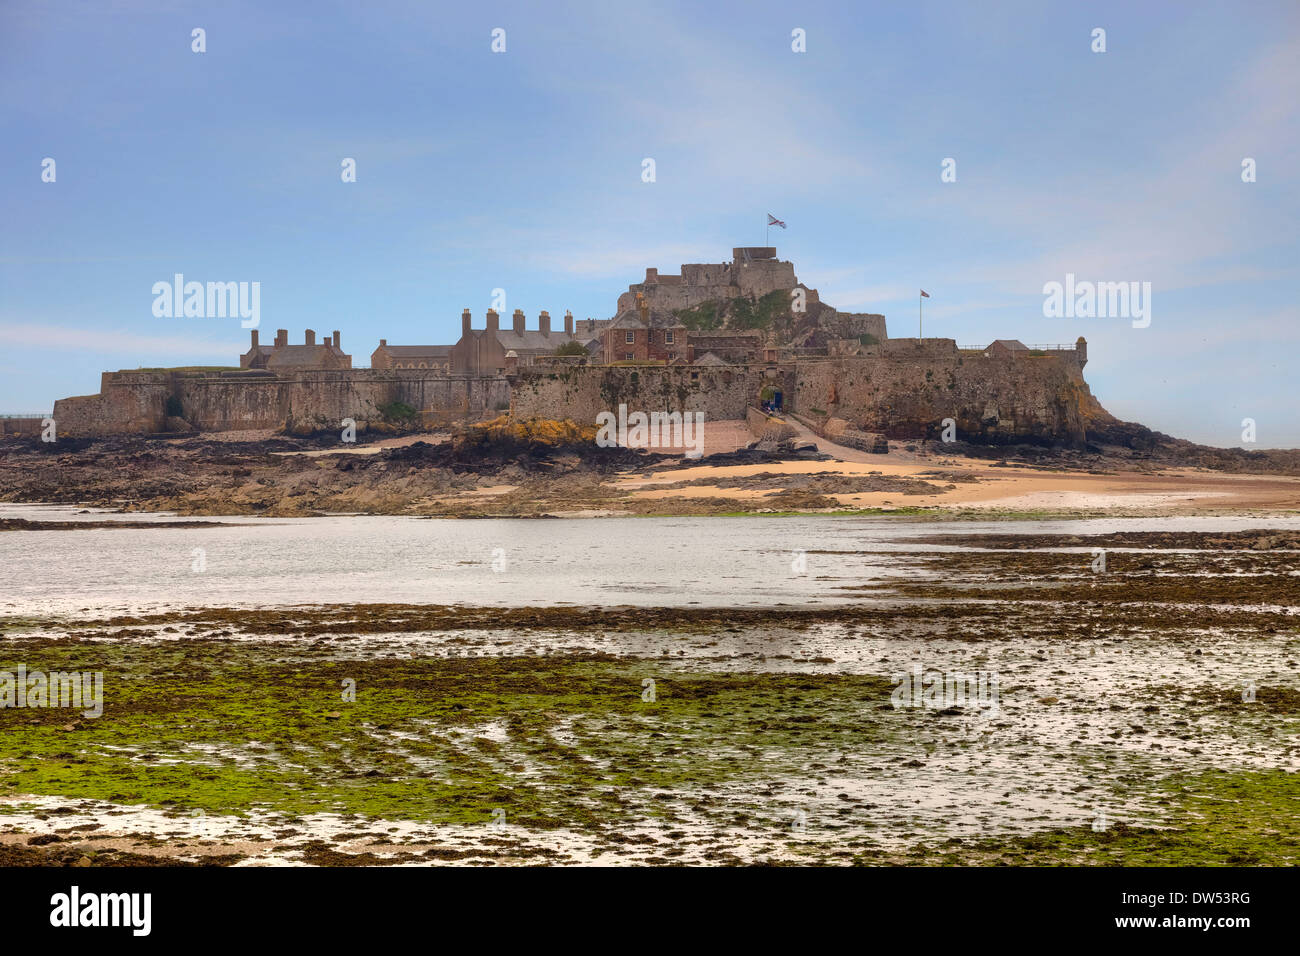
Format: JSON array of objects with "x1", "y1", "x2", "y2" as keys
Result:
[{"x1": 1, "y1": 0, "x2": 1297, "y2": 446}]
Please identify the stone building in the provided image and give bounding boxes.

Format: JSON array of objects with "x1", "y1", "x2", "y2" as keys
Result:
[
  {"x1": 241, "y1": 329, "x2": 351, "y2": 370},
  {"x1": 601, "y1": 293, "x2": 688, "y2": 363},
  {"x1": 371, "y1": 341, "x2": 453, "y2": 370},
  {"x1": 617, "y1": 247, "x2": 798, "y2": 315},
  {"x1": 451, "y1": 309, "x2": 602, "y2": 375},
  {"x1": 685, "y1": 330, "x2": 763, "y2": 365}
]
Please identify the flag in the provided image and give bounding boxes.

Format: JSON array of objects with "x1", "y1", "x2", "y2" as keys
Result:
[
  {"x1": 920, "y1": 290, "x2": 930, "y2": 297},
  {"x1": 767, "y1": 214, "x2": 786, "y2": 229}
]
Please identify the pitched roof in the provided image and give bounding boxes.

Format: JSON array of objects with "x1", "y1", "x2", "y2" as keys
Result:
[
  {"x1": 990, "y1": 339, "x2": 1028, "y2": 350},
  {"x1": 492, "y1": 330, "x2": 581, "y2": 353},
  {"x1": 692, "y1": 351, "x2": 727, "y2": 366},
  {"x1": 608, "y1": 308, "x2": 685, "y2": 330},
  {"x1": 264, "y1": 345, "x2": 346, "y2": 368},
  {"x1": 376, "y1": 345, "x2": 453, "y2": 357}
]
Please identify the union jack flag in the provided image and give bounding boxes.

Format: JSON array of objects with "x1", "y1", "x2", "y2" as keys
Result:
[{"x1": 767, "y1": 214, "x2": 786, "y2": 228}]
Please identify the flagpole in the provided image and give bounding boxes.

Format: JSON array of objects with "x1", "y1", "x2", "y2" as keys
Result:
[{"x1": 919, "y1": 291, "x2": 923, "y2": 339}]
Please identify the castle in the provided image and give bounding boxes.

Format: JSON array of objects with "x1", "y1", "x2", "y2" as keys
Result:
[{"x1": 45, "y1": 248, "x2": 1095, "y2": 445}]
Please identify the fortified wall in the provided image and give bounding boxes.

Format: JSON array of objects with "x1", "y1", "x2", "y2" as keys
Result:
[
  {"x1": 795, "y1": 341, "x2": 1092, "y2": 444},
  {"x1": 509, "y1": 364, "x2": 762, "y2": 424},
  {"x1": 507, "y1": 341, "x2": 1092, "y2": 445},
  {"x1": 53, "y1": 368, "x2": 510, "y2": 436}
]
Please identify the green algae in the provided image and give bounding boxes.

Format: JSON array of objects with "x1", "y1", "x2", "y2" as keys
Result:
[{"x1": 0, "y1": 641, "x2": 896, "y2": 829}]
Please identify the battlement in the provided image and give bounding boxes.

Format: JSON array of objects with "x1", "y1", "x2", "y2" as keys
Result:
[{"x1": 619, "y1": 247, "x2": 797, "y2": 314}]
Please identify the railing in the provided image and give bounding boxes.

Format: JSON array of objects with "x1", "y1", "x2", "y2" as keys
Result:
[
  {"x1": 958, "y1": 344, "x2": 1079, "y2": 352},
  {"x1": 0, "y1": 413, "x2": 51, "y2": 419}
]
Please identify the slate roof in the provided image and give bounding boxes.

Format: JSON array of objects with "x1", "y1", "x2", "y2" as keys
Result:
[
  {"x1": 493, "y1": 330, "x2": 582, "y2": 353},
  {"x1": 263, "y1": 345, "x2": 348, "y2": 368},
  {"x1": 378, "y1": 345, "x2": 453, "y2": 357},
  {"x1": 609, "y1": 308, "x2": 685, "y2": 330}
]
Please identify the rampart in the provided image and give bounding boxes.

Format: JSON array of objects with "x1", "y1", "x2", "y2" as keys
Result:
[
  {"x1": 509, "y1": 365, "x2": 762, "y2": 424},
  {"x1": 52, "y1": 368, "x2": 511, "y2": 436},
  {"x1": 794, "y1": 341, "x2": 1091, "y2": 443}
]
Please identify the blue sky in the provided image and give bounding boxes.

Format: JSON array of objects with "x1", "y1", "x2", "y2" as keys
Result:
[{"x1": 2, "y1": 0, "x2": 1296, "y2": 446}]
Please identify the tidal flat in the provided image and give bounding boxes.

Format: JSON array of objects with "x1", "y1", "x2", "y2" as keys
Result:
[{"x1": 0, "y1": 521, "x2": 1296, "y2": 866}]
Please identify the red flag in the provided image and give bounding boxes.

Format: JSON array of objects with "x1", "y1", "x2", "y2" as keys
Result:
[{"x1": 920, "y1": 290, "x2": 930, "y2": 297}]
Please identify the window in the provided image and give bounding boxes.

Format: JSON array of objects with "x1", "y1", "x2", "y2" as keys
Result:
[
  {"x1": 624, "y1": 353, "x2": 634, "y2": 361},
  {"x1": 625, "y1": 331, "x2": 635, "y2": 344},
  {"x1": 665, "y1": 331, "x2": 674, "y2": 345}
]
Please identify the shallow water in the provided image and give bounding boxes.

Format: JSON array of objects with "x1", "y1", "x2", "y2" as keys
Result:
[{"x1": 4, "y1": 503, "x2": 1300, "y2": 616}]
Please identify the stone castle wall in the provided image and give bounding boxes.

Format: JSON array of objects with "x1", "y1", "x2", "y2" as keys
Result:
[
  {"x1": 52, "y1": 369, "x2": 510, "y2": 436},
  {"x1": 53, "y1": 372, "x2": 173, "y2": 436},
  {"x1": 50, "y1": 346, "x2": 1093, "y2": 445},
  {"x1": 509, "y1": 365, "x2": 761, "y2": 424},
  {"x1": 174, "y1": 369, "x2": 509, "y2": 431},
  {"x1": 795, "y1": 347, "x2": 1091, "y2": 444},
  {"x1": 617, "y1": 257, "x2": 798, "y2": 314}
]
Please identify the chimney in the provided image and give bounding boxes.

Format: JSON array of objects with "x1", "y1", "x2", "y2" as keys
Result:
[
  {"x1": 305, "y1": 329, "x2": 316, "y2": 346},
  {"x1": 275, "y1": 329, "x2": 287, "y2": 347},
  {"x1": 513, "y1": 309, "x2": 525, "y2": 335},
  {"x1": 646, "y1": 268, "x2": 658, "y2": 282},
  {"x1": 564, "y1": 310, "x2": 573, "y2": 334},
  {"x1": 250, "y1": 329, "x2": 259, "y2": 349},
  {"x1": 462, "y1": 308, "x2": 472, "y2": 335},
  {"x1": 486, "y1": 309, "x2": 499, "y2": 333},
  {"x1": 539, "y1": 311, "x2": 550, "y2": 336},
  {"x1": 379, "y1": 339, "x2": 387, "y2": 347},
  {"x1": 332, "y1": 330, "x2": 340, "y2": 349}
]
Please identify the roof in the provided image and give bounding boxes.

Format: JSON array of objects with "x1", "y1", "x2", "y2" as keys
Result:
[
  {"x1": 493, "y1": 330, "x2": 582, "y2": 353},
  {"x1": 263, "y1": 345, "x2": 347, "y2": 368},
  {"x1": 375, "y1": 345, "x2": 453, "y2": 357},
  {"x1": 609, "y1": 308, "x2": 685, "y2": 330},
  {"x1": 692, "y1": 351, "x2": 727, "y2": 366},
  {"x1": 990, "y1": 339, "x2": 1028, "y2": 350}
]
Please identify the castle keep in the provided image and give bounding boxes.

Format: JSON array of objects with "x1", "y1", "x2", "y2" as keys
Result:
[{"x1": 48, "y1": 248, "x2": 1095, "y2": 445}]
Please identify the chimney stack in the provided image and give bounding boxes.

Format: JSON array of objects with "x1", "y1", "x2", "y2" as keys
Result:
[
  {"x1": 462, "y1": 308, "x2": 472, "y2": 336},
  {"x1": 539, "y1": 311, "x2": 550, "y2": 336},
  {"x1": 332, "y1": 330, "x2": 340, "y2": 349},
  {"x1": 513, "y1": 309, "x2": 525, "y2": 335},
  {"x1": 275, "y1": 329, "x2": 288, "y2": 347},
  {"x1": 380, "y1": 339, "x2": 387, "y2": 347},
  {"x1": 305, "y1": 329, "x2": 316, "y2": 346},
  {"x1": 250, "y1": 329, "x2": 259, "y2": 349},
  {"x1": 486, "y1": 309, "x2": 499, "y2": 333},
  {"x1": 564, "y1": 310, "x2": 573, "y2": 334}
]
